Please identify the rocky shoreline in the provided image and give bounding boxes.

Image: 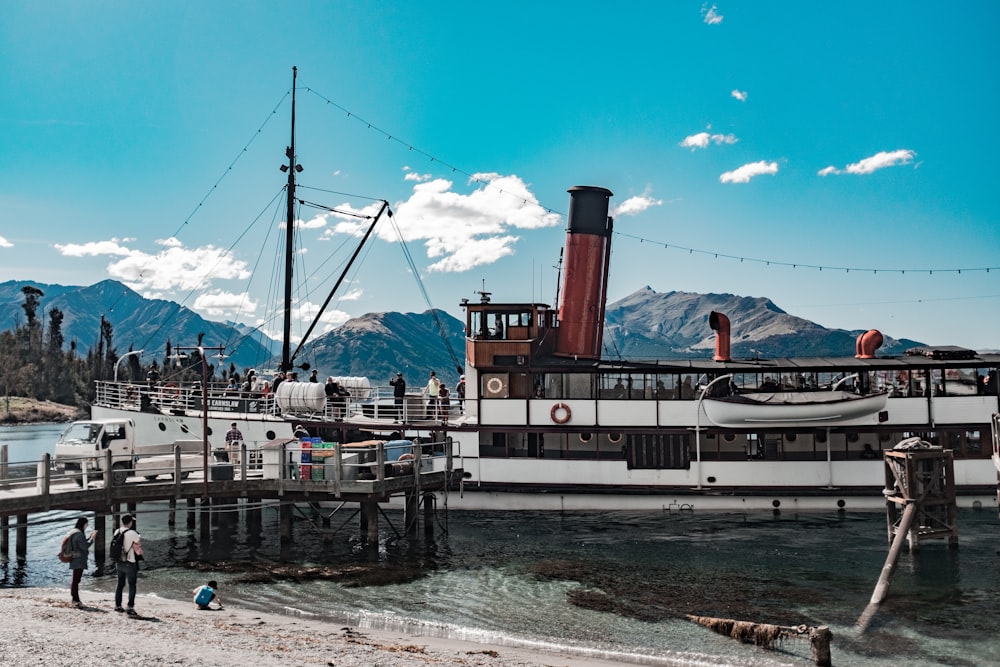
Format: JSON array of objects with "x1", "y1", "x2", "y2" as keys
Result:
[
  {"x1": 0, "y1": 588, "x2": 627, "y2": 667},
  {"x1": 0, "y1": 397, "x2": 85, "y2": 425}
]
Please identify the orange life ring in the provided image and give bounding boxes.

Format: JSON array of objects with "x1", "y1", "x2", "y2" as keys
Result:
[
  {"x1": 550, "y1": 402, "x2": 571, "y2": 424},
  {"x1": 486, "y1": 377, "x2": 504, "y2": 395},
  {"x1": 399, "y1": 453, "x2": 414, "y2": 461}
]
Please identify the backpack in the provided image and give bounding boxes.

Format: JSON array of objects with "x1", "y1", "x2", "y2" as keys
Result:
[
  {"x1": 109, "y1": 529, "x2": 126, "y2": 561},
  {"x1": 58, "y1": 531, "x2": 78, "y2": 563},
  {"x1": 194, "y1": 586, "x2": 214, "y2": 607}
]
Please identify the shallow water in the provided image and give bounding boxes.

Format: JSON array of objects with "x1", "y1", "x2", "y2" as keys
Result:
[{"x1": 2, "y1": 426, "x2": 999, "y2": 666}]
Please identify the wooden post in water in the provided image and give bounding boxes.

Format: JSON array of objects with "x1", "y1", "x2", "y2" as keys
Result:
[
  {"x1": 168, "y1": 498, "x2": 176, "y2": 527},
  {"x1": 15, "y1": 514, "x2": 27, "y2": 559},
  {"x1": 423, "y1": 492, "x2": 435, "y2": 536},
  {"x1": 93, "y1": 513, "x2": 106, "y2": 564},
  {"x1": 858, "y1": 439, "x2": 958, "y2": 633},
  {"x1": 279, "y1": 502, "x2": 293, "y2": 543},
  {"x1": 362, "y1": 501, "x2": 379, "y2": 546},
  {"x1": 186, "y1": 498, "x2": 196, "y2": 529},
  {"x1": 403, "y1": 491, "x2": 418, "y2": 536},
  {"x1": 0, "y1": 445, "x2": 6, "y2": 557}
]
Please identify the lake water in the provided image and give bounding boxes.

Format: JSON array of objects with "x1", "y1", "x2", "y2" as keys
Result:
[{"x1": 2, "y1": 424, "x2": 999, "y2": 666}]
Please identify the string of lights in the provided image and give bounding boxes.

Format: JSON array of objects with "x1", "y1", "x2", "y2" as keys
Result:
[
  {"x1": 303, "y1": 85, "x2": 998, "y2": 280},
  {"x1": 614, "y1": 231, "x2": 999, "y2": 276}
]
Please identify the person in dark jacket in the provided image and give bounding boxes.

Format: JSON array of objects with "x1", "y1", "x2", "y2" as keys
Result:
[
  {"x1": 389, "y1": 372, "x2": 406, "y2": 420},
  {"x1": 67, "y1": 516, "x2": 96, "y2": 607}
]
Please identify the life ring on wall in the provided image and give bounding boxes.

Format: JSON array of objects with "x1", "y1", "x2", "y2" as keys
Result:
[
  {"x1": 486, "y1": 377, "x2": 504, "y2": 395},
  {"x1": 550, "y1": 402, "x2": 571, "y2": 424},
  {"x1": 164, "y1": 382, "x2": 179, "y2": 397},
  {"x1": 399, "y1": 453, "x2": 414, "y2": 461}
]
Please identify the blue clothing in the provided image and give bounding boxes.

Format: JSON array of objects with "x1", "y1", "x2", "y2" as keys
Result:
[
  {"x1": 115, "y1": 561, "x2": 138, "y2": 609},
  {"x1": 67, "y1": 529, "x2": 93, "y2": 570}
]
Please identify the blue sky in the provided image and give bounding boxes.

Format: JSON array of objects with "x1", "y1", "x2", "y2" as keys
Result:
[{"x1": 2, "y1": 2, "x2": 998, "y2": 351}]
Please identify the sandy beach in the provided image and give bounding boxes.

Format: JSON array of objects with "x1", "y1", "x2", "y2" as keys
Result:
[{"x1": 0, "y1": 588, "x2": 631, "y2": 667}]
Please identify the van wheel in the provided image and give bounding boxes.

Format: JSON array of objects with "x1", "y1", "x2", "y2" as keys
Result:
[{"x1": 111, "y1": 463, "x2": 130, "y2": 486}]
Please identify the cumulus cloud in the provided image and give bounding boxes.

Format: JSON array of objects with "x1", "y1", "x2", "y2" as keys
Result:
[
  {"x1": 731, "y1": 89, "x2": 747, "y2": 102},
  {"x1": 293, "y1": 300, "x2": 351, "y2": 333},
  {"x1": 55, "y1": 236, "x2": 251, "y2": 293},
  {"x1": 403, "y1": 167, "x2": 431, "y2": 182},
  {"x1": 322, "y1": 172, "x2": 562, "y2": 273},
  {"x1": 612, "y1": 194, "x2": 663, "y2": 217},
  {"x1": 702, "y1": 3, "x2": 723, "y2": 24},
  {"x1": 193, "y1": 291, "x2": 258, "y2": 318},
  {"x1": 817, "y1": 149, "x2": 917, "y2": 176},
  {"x1": 680, "y1": 131, "x2": 738, "y2": 150},
  {"x1": 54, "y1": 238, "x2": 136, "y2": 257},
  {"x1": 719, "y1": 161, "x2": 779, "y2": 184},
  {"x1": 0, "y1": 236, "x2": 13, "y2": 248}
]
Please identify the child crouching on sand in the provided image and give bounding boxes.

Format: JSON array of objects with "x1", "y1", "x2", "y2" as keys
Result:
[{"x1": 193, "y1": 580, "x2": 223, "y2": 610}]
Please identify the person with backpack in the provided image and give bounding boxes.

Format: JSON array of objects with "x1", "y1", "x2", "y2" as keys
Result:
[
  {"x1": 192, "y1": 580, "x2": 223, "y2": 610},
  {"x1": 63, "y1": 516, "x2": 96, "y2": 607},
  {"x1": 112, "y1": 514, "x2": 142, "y2": 615}
]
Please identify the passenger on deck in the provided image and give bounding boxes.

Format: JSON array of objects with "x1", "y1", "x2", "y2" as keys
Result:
[
  {"x1": 438, "y1": 383, "x2": 450, "y2": 419},
  {"x1": 861, "y1": 443, "x2": 878, "y2": 459},
  {"x1": 425, "y1": 371, "x2": 440, "y2": 419},
  {"x1": 390, "y1": 372, "x2": 407, "y2": 421},
  {"x1": 293, "y1": 424, "x2": 310, "y2": 439}
]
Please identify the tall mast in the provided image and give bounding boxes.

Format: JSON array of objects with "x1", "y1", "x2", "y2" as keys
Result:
[{"x1": 281, "y1": 66, "x2": 299, "y2": 371}]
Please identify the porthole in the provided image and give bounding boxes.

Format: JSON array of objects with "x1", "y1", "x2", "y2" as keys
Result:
[
  {"x1": 158, "y1": 423, "x2": 166, "y2": 432},
  {"x1": 847, "y1": 433, "x2": 859, "y2": 443},
  {"x1": 180, "y1": 424, "x2": 190, "y2": 434},
  {"x1": 837, "y1": 499, "x2": 846, "y2": 508},
  {"x1": 206, "y1": 426, "x2": 213, "y2": 436},
  {"x1": 879, "y1": 431, "x2": 893, "y2": 442},
  {"x1": 785, "y1": 433, "x2": 797, "y2": 442},
  {"x1": 816, "y1": 431, "x2": 827, "y2": 443},
  {"x1": 266, "y1": 430, "x2": 276, "y2": 440},
  {"x1": 706, "y1": 476, "x2": 717, "y2": 484},
  {"x1": 772, "y1": 499, "x2": 781, "y2": 508},
  {"x1": 578, "y1": 433, "x2": 593, "y2": 443},
  {"x1": 723, "y1": 433, "x2": 736, "y2": 442},
  {"x1": 608, "y1": 433, "x2": 622, "y2": 444}
]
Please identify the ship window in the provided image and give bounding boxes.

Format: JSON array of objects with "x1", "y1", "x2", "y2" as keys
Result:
[
  {"x1": 608, "y1": 433, "x2": 622, "y2": 443},
  {"x1": 578, "y1": 433, "x2": 592, "y2": 443}
]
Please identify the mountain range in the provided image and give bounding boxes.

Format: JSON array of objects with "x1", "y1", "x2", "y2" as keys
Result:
[{"x1": 0, "y1": 279, "x2": 927, "y2": 386}]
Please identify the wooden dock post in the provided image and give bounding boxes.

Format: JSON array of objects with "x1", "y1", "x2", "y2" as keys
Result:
[
  {"x1": 186, "y1": 498, "x2": 196, "y2": 529},
  {"x1": 168, "y1": 498, "x2": 176, "y2": 527},
  {"x1": 15, "y1": 514, "x2": 27, "y2": 559},
  {"x1": 362, "y1": 501, "x2": 379, "y2": 545},
  {"x1": 279, "y1": 502, "x2": 293, "y2": 543},
  {"x1": 403, "y1": 491, "x2": 418, "y2": 536},
  {"x1": 94, "y1": 513, "x2": 106, "y2": 563},
  {"x1": 0, "y1": 514, "x2": 7, "y2": 557},
  {"x1": 857, "y1": 439, "x2": 958, "y2": 633},
  {"x1": 423, "y1": 492, "x2": 435, "y2": 536}
]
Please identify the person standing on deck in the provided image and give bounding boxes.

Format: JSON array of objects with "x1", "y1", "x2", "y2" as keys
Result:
[
  {"x1": 456, "y1": 375, "x2": 466, "y2": 412},
  {"x1": 223, "y1": 422, "x2": 243, "y2": 463},
  {"x1": 310, "y1": 369, "x2": 319, "y2": 383},
  {"x1": 425, "y1": 371, "x2": 440, "y2": 419},
  {"x1": 390, "y1": 372, "x2": 407, "y2": 421},
  {"x1": 438, "y1": 383, "x2": 450, "y2": 419}
]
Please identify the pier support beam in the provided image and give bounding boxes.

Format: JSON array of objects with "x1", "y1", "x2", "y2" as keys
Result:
[
  {"x1": 1, "y1": 515, "x2": 8, "y2": 556},
  {"x1": 186, "y1": 498, "x2": 196, "y2": 529},
  {"x1": 94, "y1": 514, "x2": 106, "y2": 564},
  {"x1": 362, "y1": 501, "x2": 379, "y2": 545},
  {"x1": 279, "y1": 503, "x2": 293, "y2": 543},
  {"x1": 403, "y1": 492, "x2": 418, "y2": 536},
  {"x1": 15, "y1": 514, "x2": 27, "y2": 559},
  {"x1": 423, "y1": 493, "x2": 435, "y2": 536},
  {"x1": 168, "y1": 498, "x2": 176, "y2": 527}
]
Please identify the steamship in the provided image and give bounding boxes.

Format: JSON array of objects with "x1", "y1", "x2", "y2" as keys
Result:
[
  {"x1": 89, "y1": 185, "x2": 1000, "y2": 511},
  {"x1": 86, "y1": 70, "x2": 1000, "y2": 510}
]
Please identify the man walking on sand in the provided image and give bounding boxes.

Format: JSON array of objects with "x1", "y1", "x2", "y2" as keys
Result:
[{"x1": 114, "y1": 514, "x2": 142, "y2": 615}]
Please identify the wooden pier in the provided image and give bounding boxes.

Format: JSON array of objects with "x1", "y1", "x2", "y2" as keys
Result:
[{"x1": 0, "y1": 438, "x2": 459, "y2": 561}]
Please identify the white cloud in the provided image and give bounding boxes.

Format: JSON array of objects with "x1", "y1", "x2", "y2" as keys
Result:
[
  {"x1": 404, "y1": 171, "x2": 431, "y2": 182},
  {"x1": 55, "y1": 237, "x2": 252, "y2": 293},
  {"x1": 54, "y1": 238, "x2": 136, "y2": 257},
  {"x1": 719, "y1": 161, "x2": 779, "y2": 184},
  {"x1": 0, "y1": 236, "x2": 13, "y2": 248},
  {"x1": 817, "y1": 149, "x2": 917, "y2": 176},
  {"x1": 292, "y1": 300, "x2": 351, "y2": 334},
  {"x1": 846, "y1": 149, "x2": 916, "y2": 174},
  {"x1": 612, "y1": 194, "x2": 663, "y2": 217},
  {"x1": 193, "y1": 290, "x2": 258, "y2": 318},
  {"x1": 680, "y1": 131, "x2": 738, "y2": 150},
  {"x1": 731, "y1": 89, "x2": 747, "y2": 102},
  {"x1": 702, "y1": 3, "x2": 723, "y2": 24},
  {"x1": 326, "y1": 172, "x2": 562, "y2": 273}
]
